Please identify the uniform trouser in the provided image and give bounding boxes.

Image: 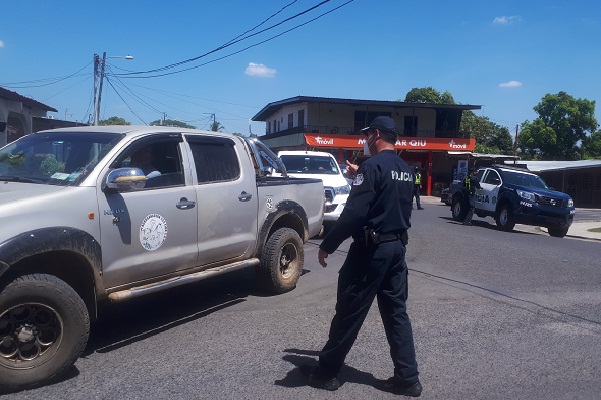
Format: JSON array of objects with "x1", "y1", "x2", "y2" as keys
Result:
[
  {"x1": 465, "y1": 194, "x2": 476, "y2": 222},
  {"x1": 318, "y1": 240, "x2": 419, "y2": 385},
  {"x1": 413, "y1": 186, "x2": 421, "y2": 208}
]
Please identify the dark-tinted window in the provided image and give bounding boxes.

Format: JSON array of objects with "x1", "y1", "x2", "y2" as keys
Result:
[
  {"x1": 190, "y1": 141, "x2": 240, "y2": 183},
  {"x1": 117, "y1": 139, "x2": 184, "y2": 189},
  {"x1": 484, "y1": 170, "x2": 501, "y2": 185}
]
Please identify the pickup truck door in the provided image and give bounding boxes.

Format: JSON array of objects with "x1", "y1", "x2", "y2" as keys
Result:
[
  {"x1": 98, "y1": 135, "x2": 199, "y2": 289},
  {"x1": 185, "y1": 135, "x2": 258, "y2": 266},
  {"x1": 477, "y1": 169, "x2": 501, "y2": 213}
]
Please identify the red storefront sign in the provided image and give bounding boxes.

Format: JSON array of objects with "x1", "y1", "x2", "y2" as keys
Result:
[{"x1": 304, "y1": 134, "x2": 475, "y2": 151}]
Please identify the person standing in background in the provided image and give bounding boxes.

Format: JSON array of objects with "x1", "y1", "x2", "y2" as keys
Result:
[{"x1": 413, "y1": 167, "x2": 424, "y2": 210}]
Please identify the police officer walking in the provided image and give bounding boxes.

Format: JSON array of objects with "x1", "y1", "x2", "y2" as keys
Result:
[
  {"x1": 413, "y1": 166, "x2": 424, "y2": 210},
  {"x1": 463, "y1": 168, "x2": 482, "y2": 225},
  {"x1": 304, "y1": 116, "x2": 422, "y2": 397}
]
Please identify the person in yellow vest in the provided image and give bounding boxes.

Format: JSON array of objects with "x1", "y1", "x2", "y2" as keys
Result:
[
  {"x1": 413, "y1": 167, "x2": 424, "y2": 210},
  {"x1": 462, "y1": 168, "x2": 482, "y2": 225}
]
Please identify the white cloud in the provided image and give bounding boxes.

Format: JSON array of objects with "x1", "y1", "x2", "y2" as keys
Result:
[
  {"x1": 245, "y1": 62, "x2": 276, "y2": 78},
  {"x1": 0, "y1": 40, "x2": 4, "y2": 48},
  {"x1": 493, "y1": 16, "x2": 521, "y2": 24},
  {"x1": 499, "y1": 80, "x2": 523, "y2": 88}
]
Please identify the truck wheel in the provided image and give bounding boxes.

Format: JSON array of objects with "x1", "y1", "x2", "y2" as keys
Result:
[
  {"x1": 495, "y1": 204, "x2": 516, "y2": 231},
  {"x1": 548, "y1": 227, "x2": 569, "y2": 238},
  {"x1": 451, "y1": 196, "x2": 467, "y2": 222},
  {"x1": 258, "y1": 228, "x2": 304, "y2": 294},
  {"x1": 0, "y1": 274, "x2": 89, "y2": 391}
]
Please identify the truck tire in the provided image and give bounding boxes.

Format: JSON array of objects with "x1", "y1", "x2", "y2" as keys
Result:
[
  {"x1": 0, "y1": 274, "x2": 89, "y2": 391},
  {"x1": 548, "y1": 227, "x2": 569, "y2": 238},
  {"x1": 495, "y1": 204, "x2": 516, "y2": 231},
  {"x1": 257, "y1": 228, "x2": 304, "y2": 294},
  {"x1": 451, "y1": 196, "x2": 467, "y2": 222}
]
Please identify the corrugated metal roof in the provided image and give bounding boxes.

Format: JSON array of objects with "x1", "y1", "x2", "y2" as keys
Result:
[
  {"x1": 447, "y1": 151, "x2": 519, "y2": 160},
  {"x1": 0, "y1": 87, "x2": 58, "y2": 112},
  {"x1": 504, "y1": 160, "x2": 601, "y2": 172}
]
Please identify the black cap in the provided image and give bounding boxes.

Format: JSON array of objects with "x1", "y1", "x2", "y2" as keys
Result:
[{"x1": 361, "y1": 116, "x2": 397, "y2": 135}]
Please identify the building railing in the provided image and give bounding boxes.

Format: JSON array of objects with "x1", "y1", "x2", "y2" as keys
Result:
[{"x1": 265, "y1": 125, "x2": 472, "y2": 139}]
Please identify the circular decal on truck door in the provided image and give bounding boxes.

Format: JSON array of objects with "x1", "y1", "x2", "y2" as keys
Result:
[{"x1": 140, "y1": 214, "x2": 168, "y2": 251}]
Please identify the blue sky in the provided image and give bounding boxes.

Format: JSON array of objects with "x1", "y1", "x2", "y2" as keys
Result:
[{"x1": 1, "y1": 0, "x2": 600, "y2": 136}]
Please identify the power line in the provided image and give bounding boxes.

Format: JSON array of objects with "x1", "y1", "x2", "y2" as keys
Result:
[
  {"x1": 0, "y1": 62, "x2": 92, "y2": 89},
  {"x1": 104, "y1": 76, "x2": 147, "y2": 125},
  {"x1": 114, "y1": 0, "x2": 353, "y2": 78}
]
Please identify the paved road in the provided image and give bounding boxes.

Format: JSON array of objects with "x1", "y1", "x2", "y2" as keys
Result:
[{"x1": 3, "y1": 202, "x2": 601, "y2": 399}]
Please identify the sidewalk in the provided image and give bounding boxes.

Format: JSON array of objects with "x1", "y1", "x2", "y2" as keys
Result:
[
  {"x1": 539, "y1": 222, "x2": 601, "y2": 241},
  {"x1": 419, "y1": 196, "x2": 601, "y2": 242}
]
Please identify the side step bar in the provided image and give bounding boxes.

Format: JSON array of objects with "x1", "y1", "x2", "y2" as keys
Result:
[{"x1": 108, "y1": 258, "x2": 260, "y2": 302}]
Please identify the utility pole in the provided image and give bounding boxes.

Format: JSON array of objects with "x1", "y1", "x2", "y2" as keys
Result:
[
  {"x1": 204, "y1": 113, "x2": 216, "y2": 130},
  {"x1": 93, "y1": 52, "x2": 133, "y2": 126},
  {"x1": 93, "y1": 52, "x2": 107, "y2": 126},
  {"x1": 93, "y1": 54, "x2": 99, "y2": 125}
]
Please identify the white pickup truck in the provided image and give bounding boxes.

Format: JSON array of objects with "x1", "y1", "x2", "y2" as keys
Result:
[
  {"x1": 0, "y1": 126, "x2": 324, "y2": 390},
  {"x1": 276, "y1": 150, "x2": 350, "y2": 227}
]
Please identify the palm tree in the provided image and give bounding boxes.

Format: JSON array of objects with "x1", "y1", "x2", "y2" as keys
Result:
[{"x1": 210, "y1": 121, "x2": 225, "y2": 132}]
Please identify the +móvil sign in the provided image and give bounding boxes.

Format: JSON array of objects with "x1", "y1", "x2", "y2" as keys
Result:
[{"x1": 304, "y1": 134, "x2": 476, "y2": 151}]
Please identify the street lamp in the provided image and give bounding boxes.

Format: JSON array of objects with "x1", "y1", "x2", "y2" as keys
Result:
[{"x1": 93, "y1": 52, "x2": 133, "y2": 126}]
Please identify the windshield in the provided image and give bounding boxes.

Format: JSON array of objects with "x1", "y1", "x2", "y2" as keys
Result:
[
  {"x1": 279, "y1": 155, "x2": 340, "y2": 175},
  {"x1": 0, "y1": 131, "x2": 123, "y2": 186},
  {"x1": 500, "y1": 170, "x2": 549, "y2": 190}
]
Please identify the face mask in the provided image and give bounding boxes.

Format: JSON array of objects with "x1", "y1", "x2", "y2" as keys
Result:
[
  {"x1": 363, "y1": 139, "x2": 371, "y2": 156},
  {"x1": 363, "y1": 133, "x2": 376, "y2": 157}
]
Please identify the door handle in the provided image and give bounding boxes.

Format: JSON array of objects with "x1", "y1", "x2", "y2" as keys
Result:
[
  {"x1": 176, "y1": 197, "x2": 196, "y2": 210},
  {"x1": 238, "y1": 191, "x2": 252, "y2": 202}
]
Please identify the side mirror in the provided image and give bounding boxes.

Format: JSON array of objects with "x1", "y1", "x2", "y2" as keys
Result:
[{"x1": 106, "y1": 168, "x2": 146, "y2": 191}]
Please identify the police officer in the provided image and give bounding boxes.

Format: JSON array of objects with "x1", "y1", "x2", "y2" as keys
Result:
[
  {"x1": 463, "y1": 167, "x2": 481, "y2": 225},
  {"x1": 304, "y1": 116, "x2": 422, "y2": 397},
  {"x1": 413, "y1": 166, "x2": 424, "y2": 210}
]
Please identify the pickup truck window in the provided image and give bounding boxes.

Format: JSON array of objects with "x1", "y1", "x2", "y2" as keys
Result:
[
  {"x1": 0, "y1": 132, "x2": 122, "y2": 186},
  {"x1": 483, "y1": 170, "x2": 501, "y2": 185},
  {"x1": 118, "y1": 140, "x2": 184, "y2": 188},
  {"x1": 501, "y1": 169, "x2": 548, "y2": 189},
  {"x1": 189, "y1": 141, "x2": 240, "y2": 183},
  {"x1": 280, "y1": 155, "x2": 339, "y2": 174}
]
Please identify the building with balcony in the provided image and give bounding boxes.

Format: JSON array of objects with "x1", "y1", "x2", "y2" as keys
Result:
[{"x1": 252, "y1": 96, "x2": 481, "y2": 196}]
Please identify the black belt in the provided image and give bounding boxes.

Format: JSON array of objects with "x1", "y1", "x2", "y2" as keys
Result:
[
  {"x1": 378, "y1": 233, "x2": 403, "y2": 242},
  {"x1": 354, "y1": 229, "x2": 409, "y2": 246}
]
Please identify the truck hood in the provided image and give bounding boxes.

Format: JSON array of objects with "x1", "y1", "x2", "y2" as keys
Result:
[
  {"x1": 279, "y1": 172, "x2": 348, "y2": 188},
  {"x1": 0, "y1": 182, "x2": 67, "y2": 205},
  {"x1": 504, "y1": 184, "x2": 571, "y2": 199}
]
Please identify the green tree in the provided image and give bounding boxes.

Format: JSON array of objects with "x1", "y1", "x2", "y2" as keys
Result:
[
  {"x1": 518, "y1": 92, "x2": 598, "y2": 160},
  {"x1": 583, "y1": 130, "x2": 601, "y2": 159},
  {"x1": 402, "y1": 87, "x2": 513, "y2": 154},
  {"x1": 402, "y1": 87, "x2": 455, "y2": 104},
  {"x1": 150, "y1": 119, "x2": 196, "y2": 129},
  {"x1": 209, "y1": 121, "x2": 225, "y2": 132},
  {"x1": 99, "y1": 116, "x2": 130, "y2": 126},
  {"x1": 460, "y1": 111, "x2": 514, "y2": 154}
]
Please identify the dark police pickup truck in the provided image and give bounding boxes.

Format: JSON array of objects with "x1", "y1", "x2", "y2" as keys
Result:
[{"x1": 450, "y1": 165, "x2": 575, "y2": 237}]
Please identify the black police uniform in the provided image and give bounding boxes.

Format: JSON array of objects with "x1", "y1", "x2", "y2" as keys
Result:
[{"x1": 317, "y1": 149, "x2": 419, "y2": 386}]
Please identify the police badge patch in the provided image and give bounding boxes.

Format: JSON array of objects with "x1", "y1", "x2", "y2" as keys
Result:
[{"x1": 353, "y1": 173, "x2": 364, "y2": 186}]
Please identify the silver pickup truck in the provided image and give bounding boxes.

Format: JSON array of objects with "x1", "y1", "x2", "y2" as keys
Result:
[{"x1": 0, "y1": 126, "x2": 324, "y2": 391}]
